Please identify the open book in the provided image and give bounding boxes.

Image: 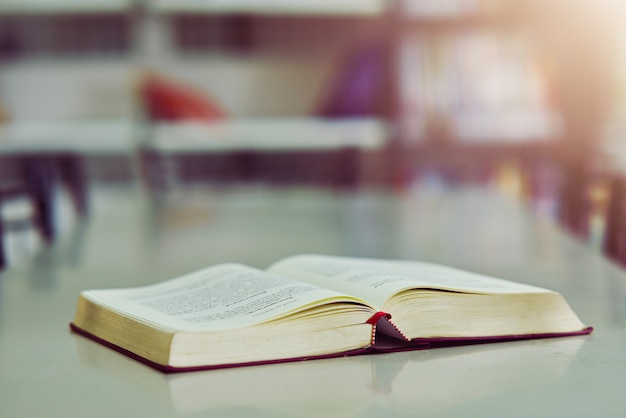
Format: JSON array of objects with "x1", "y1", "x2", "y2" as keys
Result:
[{"x1": 70, "y1": 254, "x2": 592, "y2": 372}]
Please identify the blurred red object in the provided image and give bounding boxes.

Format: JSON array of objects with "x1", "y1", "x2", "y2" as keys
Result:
[{"x1": 140, "y1": 74, "x2": 227, "y2": 121}]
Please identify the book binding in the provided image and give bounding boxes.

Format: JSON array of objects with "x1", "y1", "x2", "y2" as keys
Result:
[{"x1": 70, "y1": 321, "x2": 593, "y2": 374}]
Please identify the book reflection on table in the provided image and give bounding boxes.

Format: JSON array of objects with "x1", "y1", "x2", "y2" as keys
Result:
[{"x1": 73, "y1": 333, "x2": 586, "y2": 416}]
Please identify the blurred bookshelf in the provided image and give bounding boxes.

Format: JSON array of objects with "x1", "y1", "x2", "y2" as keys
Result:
[
  {"x1": 398, "y1": 30, "x2": 560, "y2": 145},
  {"x1": 0, "y1": 0, "x2": 621, "y2": 199},
  {"x1": 131, "y1": 3, "x2": 395, "y2": 193},
  {"x1": 0, "y1": 14, "x2": 133, "y2": 61},
  {"x1": 393, "y1": 0, "x2": 623, "y2": 243},
  {"x1": 389, "y1": 0, "x2": 566, "y2": 200},
  {"x1": 1, "y1": 0, "x2": 624, "y2": 268}
]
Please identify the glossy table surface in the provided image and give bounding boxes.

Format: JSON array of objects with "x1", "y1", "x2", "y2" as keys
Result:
[{"x1": 1, "y1": 184, "x2": 626, "y2": 417}]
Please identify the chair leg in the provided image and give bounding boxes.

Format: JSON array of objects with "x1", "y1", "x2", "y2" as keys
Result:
[
  {"x1": 58, "y1": 154, "x2": 89, "y2": 217},
  {"x1": 24, "y1": 157, "x2": 56, "y2": 243},
  {"x1": 0, "y1": 214, "x2": 6, "y2": 270}
]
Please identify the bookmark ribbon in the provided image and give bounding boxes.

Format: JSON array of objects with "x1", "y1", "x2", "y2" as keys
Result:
[{"x1": 366, "y1": 311, "x2": 391, "y2": 325}]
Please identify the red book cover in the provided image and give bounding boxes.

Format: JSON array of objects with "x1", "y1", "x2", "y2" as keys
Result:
[{"x1": 140, "y1": 74, "x2": 227, "y2": 122}]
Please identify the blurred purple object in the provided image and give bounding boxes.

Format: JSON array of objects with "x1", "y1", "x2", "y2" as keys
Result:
[{"x1": 316, "y1": 41, "x2": 388, "y2": 118}]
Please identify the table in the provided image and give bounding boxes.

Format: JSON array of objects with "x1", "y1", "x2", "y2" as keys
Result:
[
  {"x1": 1, "y1": 184, "x2": 626, "y2": 417},
  {"x1": 139, "y1": 118, "x2": 388, "y2": 193}
]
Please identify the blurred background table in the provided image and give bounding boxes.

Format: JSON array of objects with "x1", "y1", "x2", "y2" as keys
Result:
[{"x1": 140, "y1": 118, "x2": 387, "y2": 194}]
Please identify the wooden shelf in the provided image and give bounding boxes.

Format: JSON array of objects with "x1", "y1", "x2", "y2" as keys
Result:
[
  {"x1": 145, "y1": 118, "x2": 388, "y2": 153},
  {"x1": 0, "y1": 0, "x2": 132, "y2": 14},
  {"x1": 149, "y1": 0, "x2": 387, "y2": 16},
  {"x1": 0, "y1": 120, "x2": 136, "y2": 155},
  {"x1": 398, "y1": 14, "x2": 518, "y2": 33},
  {"x1": 393, "y1": 141, "x2": 564, "y2": 176}
]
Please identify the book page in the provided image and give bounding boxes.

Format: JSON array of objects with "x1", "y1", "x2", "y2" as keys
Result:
[
  {"x1": 268, "y1": 255, "x2": 553, "y2": 309},
  {"x1": 82, "y1": 264, "x2": 371, "y2": 332}
]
